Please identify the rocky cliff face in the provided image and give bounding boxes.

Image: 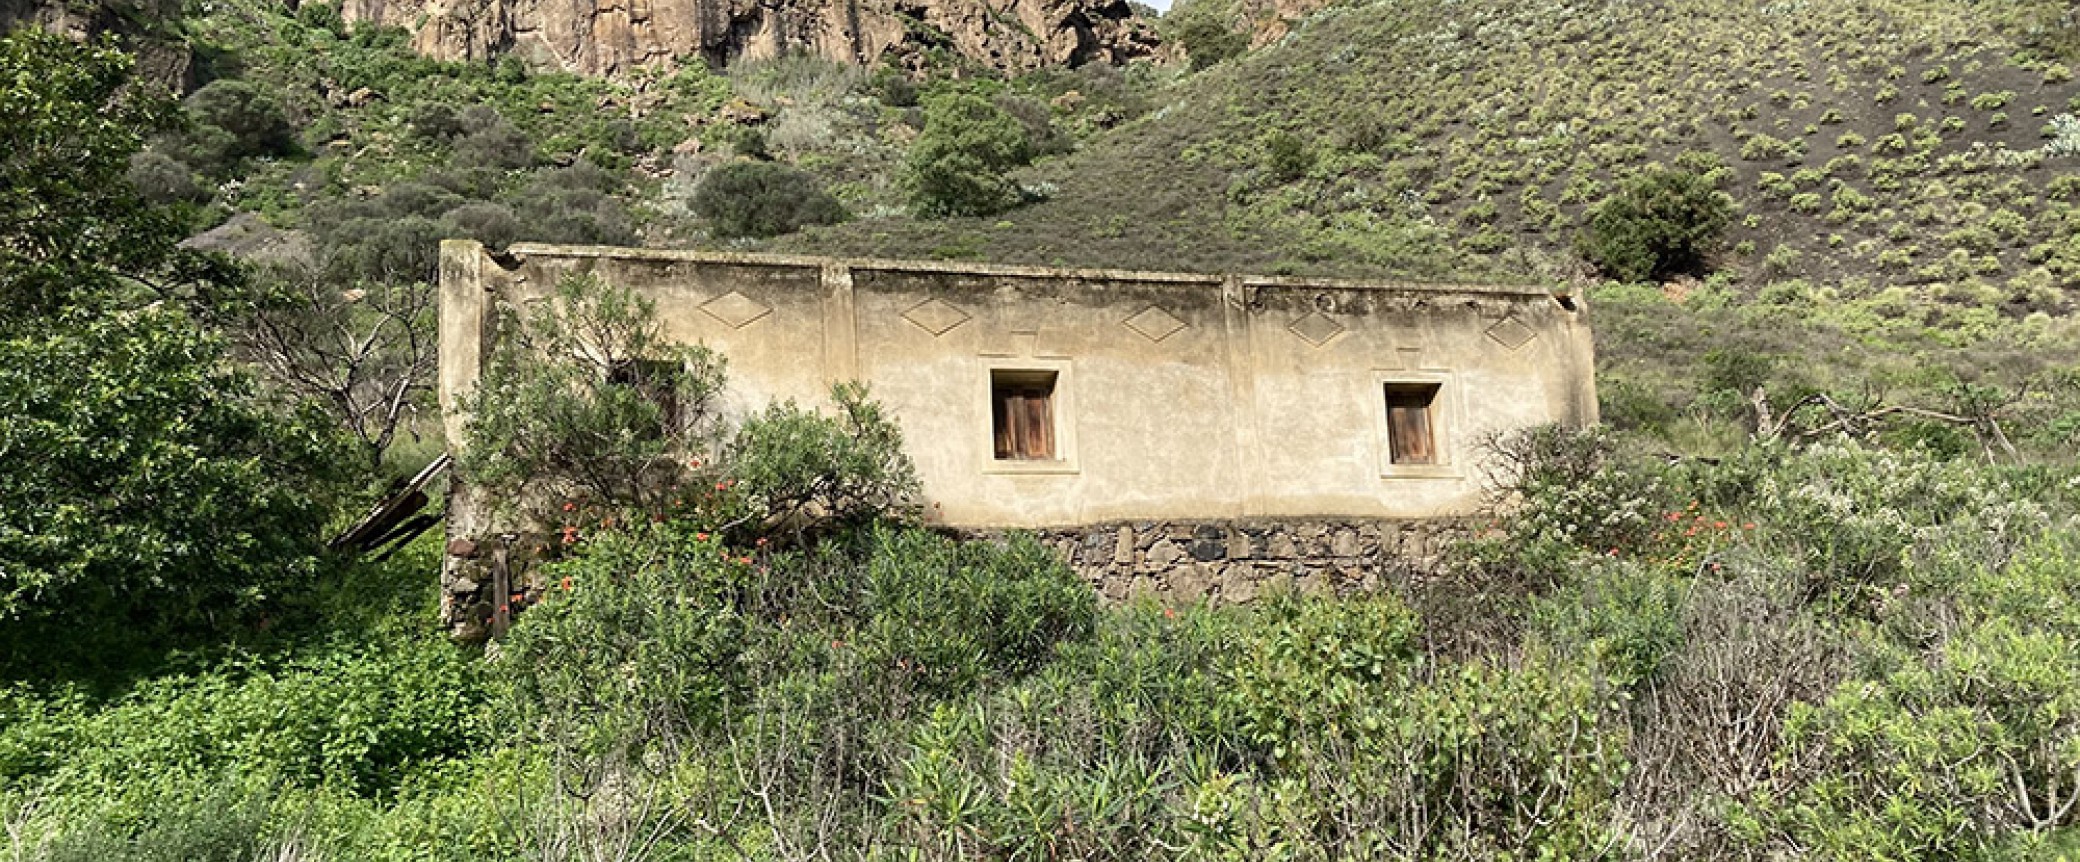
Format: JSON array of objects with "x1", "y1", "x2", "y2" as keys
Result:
[
  {"x1": 2, "y1": 0, "x2": 194, "y2": 87},
  {"x1": 340, "y1": 0, "x2": 1158, "y2": 76}
]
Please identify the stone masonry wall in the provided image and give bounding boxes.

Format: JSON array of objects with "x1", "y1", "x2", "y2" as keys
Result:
[
  {"x1": 988, "y1": 518, "x2": 1481, "y2": 605},
  {"x1": 440, "y1": 517, "x2": 1479, "y2": 640}
]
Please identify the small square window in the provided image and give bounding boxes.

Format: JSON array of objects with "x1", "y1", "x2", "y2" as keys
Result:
[
  {"x1": 991, "y1": 369, "x2": 1058, "y2": 460},
  {"x1": 1384, "y1": 382, "x2": 1440, "y2": 465}
]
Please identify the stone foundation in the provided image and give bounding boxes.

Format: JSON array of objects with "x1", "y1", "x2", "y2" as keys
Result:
[
  {"x1": 999, "y1": 518, "x2": 1480, "y2": 605},
  {"x1": 441, "y1": 518, "x2": 1480, "y2": 640}
]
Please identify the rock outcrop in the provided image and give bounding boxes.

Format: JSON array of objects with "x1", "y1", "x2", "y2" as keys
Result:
[
  {"x1": 340, "y1": 0, "x2": 1159, "y2": 77},
  {"x1": 2, "y1": 0, "x2": 194, "y2": 88}
]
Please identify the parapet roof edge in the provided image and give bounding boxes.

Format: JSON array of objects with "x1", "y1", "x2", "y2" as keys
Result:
[{"x1": 497, "y1": 242, "x2": 1558, "y2": 299}]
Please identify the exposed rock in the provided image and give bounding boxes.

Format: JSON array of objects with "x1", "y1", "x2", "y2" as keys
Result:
[
  {"x1": 179, "y1": 213, "x2": 315, "y2": 268},
  {"x1": 340, "y1": 0, "x2": 1159, "y2": 78},
  {"x1": 2, "y1": 0, "x2": 193, "y2": 88}
]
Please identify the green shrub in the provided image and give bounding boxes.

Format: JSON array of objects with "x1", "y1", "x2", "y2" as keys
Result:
[
  {"x1": 1576, "y1": 167, "x2": 1735, "y2": 281},
  {"x1": 1166, "y1": 0, "x2": 1249, "y2": 71},
  {"x1": 688, "y1": 160, "x2": 848, "y2": 238},
  {"x1": 0, "y1": 310, "x2": 347, "y2": 640},
  {"x1": 501, "y1": 523, "x2": 749, "y2": 753},
  {"x1": 459, "y1": 273, "x2": 725, "y2": 517},
  {"x1": 169, "y1": 79, "x2": 297, "y2": 176},
  {"x1": 726, "y1": 381, "x2": 919, "y2": 537},
  {"x1": 902, "y1": 92, "x2": 1033, "y2": 218},
  {"x1": 856, "y1": 527, "x2": 1096, "y2": 697},
  {"x1": 1261, "y1": 129, "x2": 1315, "y2": 182}
]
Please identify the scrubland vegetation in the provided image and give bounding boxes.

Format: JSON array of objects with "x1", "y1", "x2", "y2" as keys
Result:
[{"x1": 6, "y1": 0, "x2": 2080, "y2": 856}]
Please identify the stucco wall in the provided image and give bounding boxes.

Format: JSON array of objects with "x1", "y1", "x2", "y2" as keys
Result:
[{"x1": 439, "y1": 240, "x2": 1597, "y2": 528}]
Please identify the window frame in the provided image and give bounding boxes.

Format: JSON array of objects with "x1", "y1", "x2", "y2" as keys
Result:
[
  {"x1": 980, "y1": 358, "x2": 1078, "y2": 475},
  {"x1": 1373, "y1": 372, "x2": 1459, "y2": 479},
  {"x1": 608, "y1": 357, "x2": 688, "y2": 438}
]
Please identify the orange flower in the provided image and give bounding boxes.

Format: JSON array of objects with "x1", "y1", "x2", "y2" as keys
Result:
[
  {"x1": 696, "y1": 531, "x2": 709, "y2": 541},
  {"x1": 562, "y1": 501, "x2": 577, "y2": 512},
  {"x1": 560, "y1": 576, "x2": 573, "y2": 591}
]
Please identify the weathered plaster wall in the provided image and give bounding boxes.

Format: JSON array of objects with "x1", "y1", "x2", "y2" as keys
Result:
[
  {"x1": 439, "y1": 240, "x2": 1597, "y2": 528},
  {"x1": 435, "y1": 240, "x2": 1593, "y2": 638}
]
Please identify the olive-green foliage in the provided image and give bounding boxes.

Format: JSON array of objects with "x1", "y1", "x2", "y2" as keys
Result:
[
  {"x1": 497, "y1": 524, "x2": 749, "y2": 754},
  {"x1": 1578, "y1": 167, "x2": 1735, "y2": 282},
  {"x1": 727, "y1": 381, "x2": 920, "y2": 534},
  {"x1": 688, "y1": 160, "x2": 848, "y2": 238},
  {"x1": 459, "y1": 273, "x2": 724, "y2": 516},
  {"x1": 1164, "y1": 0, "x2": 1248, "y2": 70},
  {"x1": 854, "y1": 527, "x2": 1096, "y2": 696},
  {"x1": 166, "y1": 78, "x2": 297, "y2": 177},
  {"x1": 1261, "y1": 129, "x2": 1315, "y2": 182},
  {"x1": 0, "y1": 309, "x2": 348, "y2": 640},
  {"x1": 0, "y1": 31, "x2": 219, "y2": 325},
  {"x1": 903, "y1": 91, "x2": 1034, "y2": 218}
]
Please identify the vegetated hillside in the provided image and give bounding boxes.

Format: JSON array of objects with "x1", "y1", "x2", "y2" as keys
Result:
[{"x1": 784, "y1": 0, "x2": 2080, "y2": 293}]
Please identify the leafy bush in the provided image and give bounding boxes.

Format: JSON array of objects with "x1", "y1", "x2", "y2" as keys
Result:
[
  {"x1": 727, "y1": 381, "x2": 919, "y2": 536},
  {"x1": 1165, "y1": 0, "x2": 1249, "y2": 70},
  {"x1": 855, "y1": 527, "x2": 1096, "y2": 697},
  {"x1": 0, "y1": 309, "x2": 347, "y2": 637},
  {"x1": 505, "y1": 160, "x2": 636, "y2": 246},
  {"x1": 902, "y1": 92, "x2": 1033, "y2": 218},
  {"x1": 167, "y1": 79, "x2": 297, "y2": 177},
  {"x1": 688, "y1": 160, "x2": 847, "y2": 238},
  {"x1": 499, "y1": 524, "x2": 749, "y2": 753},
  {"x1": 1261, "y1": 129, "x2": 1315, "y2": 182},
  {"x1": 459, "y1": 273, "x2": 725, "y2": 516},
  {"x1": 1577, "y1": 167, "x2": 1735, "y2": 282},
  {"x1": 0, "y1": 31, "x2": 223, "y2": 325}
]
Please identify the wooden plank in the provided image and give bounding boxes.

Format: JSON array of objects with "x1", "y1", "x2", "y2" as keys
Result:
[
  {"x1": 1386, "y1": 389, "x2": 1435, "y2": 464},
  {"x1": 329, "y1": 454, "x2": 451, "y2": 551},
  {"x1": 1025, "y1": 391, "x2": 1054, "y2": 459},
  {"x1": 490, "y1": 542, "x2": 512, "y2": 640},
  {"x1": 993, "y1": 391, "x2": 1016, "y2": 459}
]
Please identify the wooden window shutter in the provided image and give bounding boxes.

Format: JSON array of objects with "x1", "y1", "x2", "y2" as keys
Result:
[
  {"x1": 1385, "y1": 383, "x2": 1439, "y2": 465},
  {"x1": 991, "y1": 370, "x2": 1058, "y2": 460},
  {"x1": 1023, "y1": 388, "x2": 1053, "y2": 459}
]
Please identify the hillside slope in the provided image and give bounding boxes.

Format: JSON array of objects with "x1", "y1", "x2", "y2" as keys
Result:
[{"x1": 783, "y1": 0, "x2": 2080, "y2": 303}]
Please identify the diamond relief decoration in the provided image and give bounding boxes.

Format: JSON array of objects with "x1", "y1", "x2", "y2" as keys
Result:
[
  {"x1": 1122, "y1": 305, "x2": 1188, "y2": 343},
  {"x1": 1287, "y1": 310, "x2": 1346, "y2": 348},
  {"x1": 700, "y1": 291, "x2": 772, "y2": 329},
  {"x1": 902, "y1": 298, "x2": 971, "y2": 337},
  {"x1": 1485, "y1": 315, "x2": 1537, "y2": 350}
]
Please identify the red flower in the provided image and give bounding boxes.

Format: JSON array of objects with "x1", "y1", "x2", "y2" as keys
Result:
[
  {"x1": 562, "y1": 501, "x2": 577, "y2": 513},
  {"x1": 696, "y1": 531, "x2": 709, "y2": 541}
]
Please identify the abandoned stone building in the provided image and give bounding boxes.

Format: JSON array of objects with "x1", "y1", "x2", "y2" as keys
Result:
[{"x1": 436, "y1": 240, "x2": 1597, "y2": 634}]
